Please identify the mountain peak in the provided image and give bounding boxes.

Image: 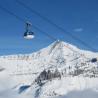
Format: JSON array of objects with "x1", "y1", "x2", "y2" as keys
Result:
[{"x1": 48, "y1": 40, "x2": 79, "y2": 54}]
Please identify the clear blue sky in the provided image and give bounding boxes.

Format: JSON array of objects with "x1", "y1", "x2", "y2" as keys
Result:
[{"x1": 0, "y1": 0, "x2": 98, "y2": 55}]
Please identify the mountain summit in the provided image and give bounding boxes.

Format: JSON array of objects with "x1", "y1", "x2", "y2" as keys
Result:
[{"x1": 0, "y1": 40, "x2": 98, "y2": 98}]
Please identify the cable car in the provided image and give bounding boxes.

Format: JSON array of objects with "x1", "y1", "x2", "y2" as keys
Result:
[
  {"x1": 24, "y1": 22, "x2": 35, "y2": 39},
  {"x1": 24, "y1": 31, "x2": 34, "y2": 39}
]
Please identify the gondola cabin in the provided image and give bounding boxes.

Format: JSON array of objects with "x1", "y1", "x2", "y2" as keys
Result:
[
  {"x1": 24, "y1": 32, "x2": 34, "y2": 39},
  {"x1": 24, "y1": 22, "x2": 35, "y2": 40}
]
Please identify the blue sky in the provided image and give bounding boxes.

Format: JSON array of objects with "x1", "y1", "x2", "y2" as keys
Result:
[{"x1": 0, "y1": 0, "x2": 98, "y2": 55}]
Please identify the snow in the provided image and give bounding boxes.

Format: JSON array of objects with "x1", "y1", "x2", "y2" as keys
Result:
[
  {"x1": 0, "y1": 40, "x2": 98, "y2": 98},
  {"x1": 57, "y1": 89, "x2": 98, "y2": 98}
]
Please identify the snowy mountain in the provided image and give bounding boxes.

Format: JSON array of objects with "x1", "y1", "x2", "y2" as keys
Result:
[{"x1": 0, "y1": 40, "x2": 98, "y2": 98}]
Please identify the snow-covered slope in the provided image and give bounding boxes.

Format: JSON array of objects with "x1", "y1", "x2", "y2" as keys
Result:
[{"x1": 0, "y1": 40, "x2": 98, "y2": 98}]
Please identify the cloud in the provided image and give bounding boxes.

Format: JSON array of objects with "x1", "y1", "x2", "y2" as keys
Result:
[
  {"x1": 0, "y1": 71, "x2": 98, "y2": 98},
  {"x1": 0, "y1": 71, "x2": 33, "y2": 98},
  {"x1": 57, "y1": 89, "x2": 98, "y2": 98},
  {"x1": 73, "y1": 28, "x2": 83, "y2": 32}
]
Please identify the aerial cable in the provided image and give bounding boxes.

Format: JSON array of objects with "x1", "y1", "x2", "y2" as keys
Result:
[
  {"x1": 16, "y1": 0, "x2": 97, "y2": 52},
  {"x1": 0, "y1": 4, "x2": 81, "y2": 53},
  {"x1": 0, "y1": 4, "x2": 56, "y2": 41},
  {"x1": 0, "y1": 3, "x2": 90, "y2": 60},
  {"x1": 0, "y1": 4, "x2": 82, "y2": 55},
  {"x1": 0, "y1": 4, "x2": 25, "y2": 22}
]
